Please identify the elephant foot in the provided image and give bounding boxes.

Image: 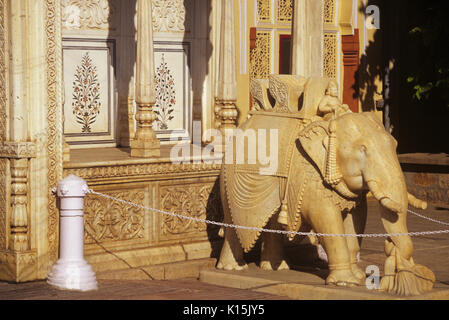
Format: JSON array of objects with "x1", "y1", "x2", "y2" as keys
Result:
[
  {"x1": 351, "y1": 264, "x2": 366, "y2": 285},
  {"x1": 380, "y1": 243, "x2": 435, "y2": 296},
  {"x1": 217, "y1": 260, "x2": 248, "y2": 271},
  {"x1": 326, "y1": 269, "x2": 361, "y2": 287},
  {"x1": 260, "y1": 260, "x2": 290, "y2": 271}
]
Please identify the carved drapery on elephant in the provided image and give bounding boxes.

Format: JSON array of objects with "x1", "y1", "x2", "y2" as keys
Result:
[{"x1": 217, "y1": 75, "x2": 435, "y2": 296}]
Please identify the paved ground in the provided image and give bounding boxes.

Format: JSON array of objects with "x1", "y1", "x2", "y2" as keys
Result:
[
  {"x1": 0, "y1": 278, "x2": 286, "y2": 300},
  {"x1": 0, "y1": 199, "x2": 448, "y2": 300}
]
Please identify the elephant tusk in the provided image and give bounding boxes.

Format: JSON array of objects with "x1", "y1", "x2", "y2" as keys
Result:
[{"x1": 408, "y1": 193, "x2": 427, "y2": 210}]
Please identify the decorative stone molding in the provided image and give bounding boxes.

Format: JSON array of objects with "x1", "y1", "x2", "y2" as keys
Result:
[
  {"x1": 0, "y1": 0, "x2": 7, "y2": 251},
  {"x1": 152, "y1": 0, "x2": 187, "y2": 33},
  {"x1": 46, "y1": 0, "x2": 64, "y2": 266},
  {"x1": 62, "y1": 0, "x2": 113, "y2": 30},
  {"x1": 64, "y1": 162, "x2": 221, "y2": 181},
  {"x1": 0, "y1": 142, "x2": 36, "y2": 159}
]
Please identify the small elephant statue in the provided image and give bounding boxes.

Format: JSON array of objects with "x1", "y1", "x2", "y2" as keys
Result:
[{"x1": 216, "y1": 76, "x2": 435, "y2": 296}]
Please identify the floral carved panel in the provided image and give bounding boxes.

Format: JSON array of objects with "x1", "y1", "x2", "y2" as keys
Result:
[
  {"x1": 152, "y1": 0, "x2": 189, "y2": 33},
  {"x1": 153, "y1": 42, "x2": 192, "y2": 142},
  {"x1": 62, "y1": 39, "x2": 116, "y2": 146},
  {"x1": 84, "y1": 190, "x2": 145, "y2": 244},
  {"x1": 159, "y1": 182, "x2": 222, "y2": 241},
  {"x1": 62, "y1": 0, "x2": 115, "y2": 30}
]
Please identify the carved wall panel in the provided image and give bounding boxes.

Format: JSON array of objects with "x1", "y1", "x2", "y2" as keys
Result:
[
  {"x1": 250, "y1": 31, "x2": 271, "y2": 79},
  {"x1": 159, "y1": 182, "x2": 222, "y2": 242},
  {"x1": 257, "y1": 0, "x2": 272, "y2": 23},
  {"x1": 323, "y1": 32, "x2": 337, "y2": 79},
  {"x1": 62, "y1": 0, "x2": 116, "y2": 31},
  {"x1": 277, "y1": 0, "x2": 292, "y2": 23},
  {"x1": 324, "y1": 0, "x2": 335, "y2": 25},
  {"x1": 84, "y1": 189, "x2": 146, "y2": 245},
  {"x1": 152, "y1": 0, "x2": 189, "y2": 33}
]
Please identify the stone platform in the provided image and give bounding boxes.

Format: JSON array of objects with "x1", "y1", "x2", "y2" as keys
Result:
[
  {"x1": 200, "y1": 265, "x2": 449, "y2": 300},
  {"x1": 200, "y1": 199, "x2": 449, "y2": 300}
]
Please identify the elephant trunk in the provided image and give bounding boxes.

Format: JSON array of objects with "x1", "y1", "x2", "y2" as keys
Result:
[{"x1": 365, "y1": 180, "x2": 412, "y2": 259}]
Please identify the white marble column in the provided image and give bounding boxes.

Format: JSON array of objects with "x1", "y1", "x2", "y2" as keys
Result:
[
  {"x1": 130, "y1": 0, "x2": 160, "y2": 158},
  {"x1": 215, "y1": 0, "x2": 238, "y2": 133},
  {"x1": 291, "y1": 0, "x2": 324, "y2": 77}
]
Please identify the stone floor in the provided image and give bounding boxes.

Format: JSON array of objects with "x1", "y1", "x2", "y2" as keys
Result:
[
  {"x1": 0, "y1": 199, "x2": 448, "y2": 300},
  {"x1": 0, "y1": 278, "x2": 286, "y2": 300}
]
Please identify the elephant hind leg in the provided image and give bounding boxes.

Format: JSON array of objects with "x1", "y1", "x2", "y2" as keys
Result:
[
  {"x1": 260, "y1": 218, "x2": 289, "y2": 271},
  {"x1": 217, "y1": 227, "x2": 248, "y2": 271}
]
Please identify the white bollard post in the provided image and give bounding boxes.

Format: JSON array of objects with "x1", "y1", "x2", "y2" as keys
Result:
[{"x1": 47, "y1": 175, "x2": 98, "y2": 291}]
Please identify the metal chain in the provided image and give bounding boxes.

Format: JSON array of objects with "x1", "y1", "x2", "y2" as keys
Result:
[
  {"x1": 407, "y1": 208, "x2": 449, "y2": 226},
  {"x1": 87, "y1": 189, "x2": 449, "y2": 238}
]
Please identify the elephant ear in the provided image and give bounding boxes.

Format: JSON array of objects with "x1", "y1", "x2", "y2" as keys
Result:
[{"x1": 297, "y1": 120, "x2": 330, "y2": 178}]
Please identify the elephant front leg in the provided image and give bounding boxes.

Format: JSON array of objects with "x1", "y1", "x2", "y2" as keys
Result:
[
  {"x1": 343, "y1": 198, "x2": 368, "y2": 285},
  {"x1": 305, "y1": 204, "x2": 360, "y2": 287},
  {"x1": 260, "y1": 218, "x2": 289, "y2": 271}
]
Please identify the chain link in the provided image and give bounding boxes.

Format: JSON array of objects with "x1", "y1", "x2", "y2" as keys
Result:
[{"x1": 87, "y1": 189, "x2": 449, "y2": 239}]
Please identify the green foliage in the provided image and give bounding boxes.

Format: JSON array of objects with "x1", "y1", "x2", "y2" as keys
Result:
[{"x1": 406, "y1": 2, "x2": 449, "y2": 108}]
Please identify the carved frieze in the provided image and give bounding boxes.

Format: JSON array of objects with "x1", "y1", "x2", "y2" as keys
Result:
[
  {"x1": 152, "y1": 0, "x2": 187, "y2": 33},
  {"x1": 0, "y1": 142, "x2": 36, "y2": 159},
  {"x1": 159, "y1": 183, "x2": 222, "y2": 240},
  {"x1": 64, "y1": 162, "x2": 221, "y2": 180},
  {"x1": 84, "y1": 190, "x2": 145, "y2": 244},
  {"x1": 62, "y1": 0, "x2": 114, "y2": 30}
]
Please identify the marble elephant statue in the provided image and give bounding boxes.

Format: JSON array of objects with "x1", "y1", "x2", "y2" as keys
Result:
[{"x1": 216, "y1": 111, "x2": 435, "y2": 296}]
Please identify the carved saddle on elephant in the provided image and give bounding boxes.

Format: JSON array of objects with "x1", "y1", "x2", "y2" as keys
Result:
[{"x1": 224, "y1": 75, "x2": 347, "y2": 252}]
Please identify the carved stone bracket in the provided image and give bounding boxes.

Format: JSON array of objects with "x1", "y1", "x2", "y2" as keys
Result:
[{"x1": 0, "y1": 142, "x2": 36, "y2": 159}]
